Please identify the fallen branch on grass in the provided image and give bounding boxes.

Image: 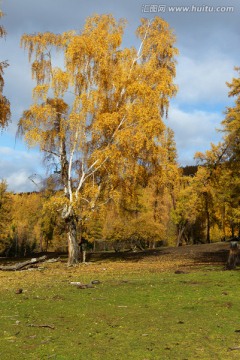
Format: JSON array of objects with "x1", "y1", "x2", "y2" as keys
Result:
[
  {"x1": 70, "y1": 280, "x2": 101, "y2": 289},
  {"x1": 27, "y1": 323, "x2": 55, "y2": 330},
  {"x1": 229, "y1": 346, "x2": 240, "y2": 351},
  {"x1": 0, "y1": 255, "x2": 47, "y2": 271},
  {"x1": 45, "y1": 257, "x2": 60, "y2": 263}
]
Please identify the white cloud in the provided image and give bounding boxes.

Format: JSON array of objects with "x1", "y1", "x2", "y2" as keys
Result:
[
  {"x1": 0, "y1": 146, "x2": 44, "y2": 192},
  {"x1": 168, "y1": 106, "x2": 223, "y2": 165},
  {"x1": 6, "y1": 170, "x2": 35, "y2": 193},
  {"x1": 175, "y1": 52, "x2": 236, "y2": 105}
]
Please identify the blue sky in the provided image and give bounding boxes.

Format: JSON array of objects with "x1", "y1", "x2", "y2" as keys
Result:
[{"x1": 0, "y1": 0, "x2": 239, "y2": 192}]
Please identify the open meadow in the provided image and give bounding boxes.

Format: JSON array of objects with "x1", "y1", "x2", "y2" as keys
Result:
[{"x1": 1, "y1": 242, "x2": 240, "y2": 360}]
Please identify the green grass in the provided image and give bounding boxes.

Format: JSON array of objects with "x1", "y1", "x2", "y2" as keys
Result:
[{"x1": 1, "y1": 265, "x2": 240, "y2": 359}]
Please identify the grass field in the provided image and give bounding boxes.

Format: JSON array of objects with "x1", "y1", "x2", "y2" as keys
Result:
[{"x1": 1, "y1": 243, "x2": 240, "y2": 360}]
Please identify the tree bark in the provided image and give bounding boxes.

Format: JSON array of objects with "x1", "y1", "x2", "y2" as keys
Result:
[
  {"x1": 222, "y1": 204, "x2": 226, "y2": 241},
  {"x1": 204, "y1": 194, "x2": 211, "y2": 243},
  {"x1": 206, "y1": 210, "x2": 210, "y2": 243},
  {"x1": 82, "y1": 250, "x2": 87, "y2": 263},
  {"x1": 67, "y1": 216, "x2": 79, "y2": 266}
]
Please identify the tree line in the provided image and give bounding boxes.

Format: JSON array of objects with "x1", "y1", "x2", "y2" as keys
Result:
[{"x1": 0, "y1": 12, "x2": 239, "y2": 264}]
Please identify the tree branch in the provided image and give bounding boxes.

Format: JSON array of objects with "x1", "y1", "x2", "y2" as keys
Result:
[{"x1": 42, "y1": 148, "x2": 60, "y2": 157}]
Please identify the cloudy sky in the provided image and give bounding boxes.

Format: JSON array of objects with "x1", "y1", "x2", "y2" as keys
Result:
[{"x1": 0, "y1": 0, "x2": 239, "y2": 192}]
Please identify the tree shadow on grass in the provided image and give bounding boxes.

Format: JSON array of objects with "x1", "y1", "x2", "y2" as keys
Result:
[
  {"x1": 0, "y1": 243, "x2": 231, "y2": 269},
  {"x1": 192, "y1": 249, "x2": 229, "y2": 266},
  {"x1": 88, "y1": 242, "x2": 230, "y2": 267},
  {"x1": 88, "y1": 249, "x2": 166, "y2": 263}
]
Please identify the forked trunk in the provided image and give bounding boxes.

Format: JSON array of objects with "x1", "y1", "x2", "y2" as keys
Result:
[
  {"x1": 67, "y1": 216, "x2": 79, "y2": 266},
  {"x1": 176, "y1": 224, "x2": 186, "y2": 247}
]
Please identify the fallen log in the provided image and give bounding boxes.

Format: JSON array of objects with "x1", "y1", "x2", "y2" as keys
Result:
[{"x1": 0, "y1": 255, "x2": 47, "y2": 271}]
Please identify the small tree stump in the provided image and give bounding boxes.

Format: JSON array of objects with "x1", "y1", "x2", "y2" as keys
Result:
[{"x1": 226, "y1": 242, "x2": 239, "y2": 270}]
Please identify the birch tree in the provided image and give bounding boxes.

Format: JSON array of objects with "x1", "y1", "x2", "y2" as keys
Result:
[{"x1": 19, "y1": 15, "x2": 178, "y2": 265}]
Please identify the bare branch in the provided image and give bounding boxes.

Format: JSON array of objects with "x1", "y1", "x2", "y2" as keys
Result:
[
  {"x1": 75, "y1": 172, "x2": 85, "y2": 199},
  {"x1": 86, "y1": 159, "x2": 100, "y2": 173},
  {"x1": 42, "y1": 148, "x2": 60, "y2": 157},
  {"x1": 111, "y1": 115, "x2": 127, "y2": 140}
]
